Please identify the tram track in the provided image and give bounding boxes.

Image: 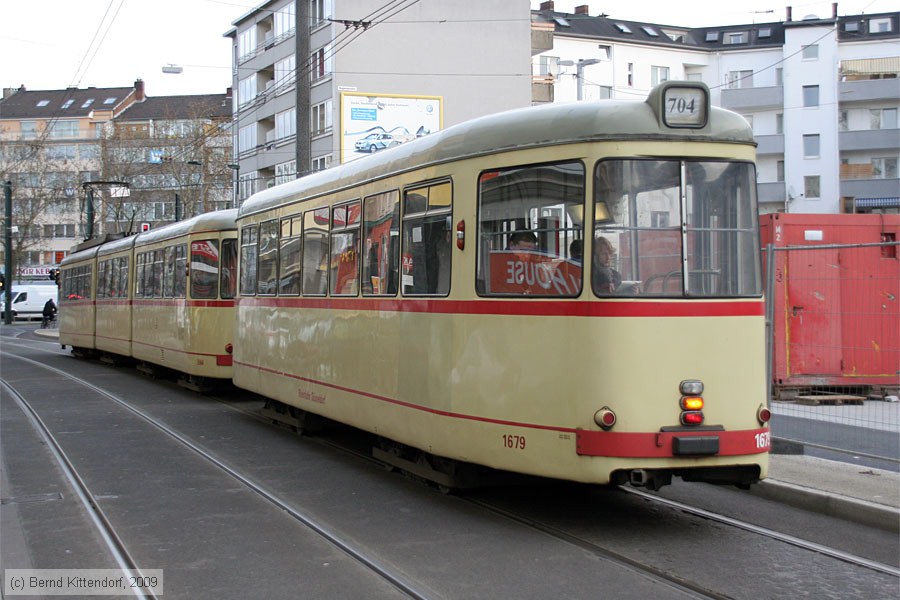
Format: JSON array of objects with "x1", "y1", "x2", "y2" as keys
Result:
[
  {"x1": 4, "y1": 341, "x2": 898, "y2": 599},
  {"x1": 2, "y1": 352, "x2": 433, "y2": 600},
  {"x1": 1, "y1": 379, "x2": 157, "y2": 600}
]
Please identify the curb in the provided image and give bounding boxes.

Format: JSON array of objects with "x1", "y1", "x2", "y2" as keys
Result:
[{"x1": 751, "y1": 479, "x2": 900, "y2": 533}]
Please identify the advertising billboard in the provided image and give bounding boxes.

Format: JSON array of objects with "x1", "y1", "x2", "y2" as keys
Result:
[{"x1": 340, "y1": 92, "x2": 442, "y2": 164}]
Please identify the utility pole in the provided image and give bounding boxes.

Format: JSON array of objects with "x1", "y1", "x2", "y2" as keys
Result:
[{"x1": 4, "y1": 180, "x2": 13, "y2": 325}]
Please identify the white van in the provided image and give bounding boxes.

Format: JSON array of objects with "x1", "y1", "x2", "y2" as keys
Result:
[{"x1": 1, "y1": 285, "x2": 59, "y2": 321}]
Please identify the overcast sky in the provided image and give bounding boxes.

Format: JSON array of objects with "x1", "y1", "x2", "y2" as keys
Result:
[{"x1": 0, "y1": 0, "x2": 893, "y2": 97}]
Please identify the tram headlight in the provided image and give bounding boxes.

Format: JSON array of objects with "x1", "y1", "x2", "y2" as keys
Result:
[{"x1": 680, "y1": 380, "x2": 704, "y2": 395}]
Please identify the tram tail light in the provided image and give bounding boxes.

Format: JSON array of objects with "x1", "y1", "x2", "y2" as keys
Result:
[
  {"x1": 594, "y1": 407, "x2": 616, "y2": 430},
  {"x1": 680, "y1": 411, "x2": 704, "y2": 425},
  {"x1": 679, "y1": 379, "x2": 705, "y2": 426},
  {"x1": 757, "y1": 404, "x2": 771, "y2": 425},
  {"x1": 456, "y1": 220, "x2": 465, "y2": 250}
]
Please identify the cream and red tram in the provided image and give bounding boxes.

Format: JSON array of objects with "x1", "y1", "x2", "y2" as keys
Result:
[
  {"x1": 60, "y1": 210, "x2": 239, "y2": 386},
  {"x1": 248, "y1": 81, "x2": 768, "y2": 488}
]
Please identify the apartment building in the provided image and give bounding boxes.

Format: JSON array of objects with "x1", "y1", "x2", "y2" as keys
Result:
[
  {"x1": 224, "y1": 0, "x2": 532, "y2": 204},
  {"x1": 0, "y1": 81, "x2": 233, "y2": 276},
  {"x1": 531, "y1": 3, "x2": 899, "y2": 214},
  {"x1": 0, "y1": 82, "x2": 143, "y2": 275}
]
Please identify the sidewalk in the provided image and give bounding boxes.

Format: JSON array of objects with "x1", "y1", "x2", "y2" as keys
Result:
[
  {"x1": 755, "y1": 454, "x2": 899, "y2": 532},
  {"x1": 23, "y1": 327, "x2": 900, "y2": 532}
]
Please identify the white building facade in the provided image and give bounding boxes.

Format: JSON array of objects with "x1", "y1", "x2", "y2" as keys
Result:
[{"x1": 532, "y1": 3, "x2": 899, "y2": 214}]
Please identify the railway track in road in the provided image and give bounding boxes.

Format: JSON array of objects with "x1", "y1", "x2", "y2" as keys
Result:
[
  {"x1": 2, "y1": 352, "x2": 432, "y2": 600},
  {"x1": 2, "y1": 379, "x2": 158, "y2": 600},
  {"x1": 4, "y1": 338, "x2": 898, "y2": 600}
]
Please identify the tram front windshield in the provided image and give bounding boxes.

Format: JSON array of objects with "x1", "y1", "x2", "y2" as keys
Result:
[{"x1": 594, "y1": 159, "x2": 761, "y2": 297}]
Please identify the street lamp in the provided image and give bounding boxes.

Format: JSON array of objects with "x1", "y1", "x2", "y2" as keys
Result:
[
  {"x1": 558, "y1": 58, "x2": 600, "y2": 101},
  {"x1": 227, "y1": 163, "x2": 240, "y2": 209}
]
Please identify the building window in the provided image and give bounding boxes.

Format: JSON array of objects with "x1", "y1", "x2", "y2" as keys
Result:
[
  {"x1": 239, "y1": 172, "x2": 257, "y2": 201},
  {"x1": 802, "y1": 45, "x2": 818, "y2": 60},
  {"x1": 651, "y1": 65, "x2": 669, "y2": 86},
  {"x1": 802, "y1": 85, "x2": 819, "y2": 107},
  {"x1": 776, "y1": 113, "x2": 784, "y2": 134},
  {"x1": 776, "y1": 161, "x2": 785, "y2": 182},
  {"x1": 869, "y1": 18, "x2": 892, "y2": 33},
  {"x1": 275, "y1": 107, "x2": 297, "y2": 140},
  {"x1": 239, "y1": 75, "x2": 257, "y2": 107},
  {"x1": 597, "y1": 45, "x2": 611, "y2": 60},
  {"x1": 311, "y1": 100, "x2": 332, "y2": 136},
  {"x1": 804, "y1": 176, "x2": 820, "y2": 198},
  {"x1": 20, "y1": 121, "x2": 38, "y2": 139},
  {"x1": 870, "y1": 108, "x2": 898, "y2": 130},
  {"x1": 775, "y1": 68, "x2": 783, "y2": 86},
  {"x1": 705, "y1": 31, "x2": 718, "y2": 42},
  {"x1": 538, "y1": 55, "x2": 559, "y2": 77},
  {"x1": 312, "y1": 154, "x2": 332, "y2": 172},
  {"x1": 275, "y1": 160, "x2": 296, "y2": 185},
  {"x1": 614, "y1": 23, "x2": 632, "y2": 33},
  {"x1": 727, "y1": 70, "x2": 753, "y2": 89},
  {"x1": 725, "y1": 31, "x2": 747, "y2": 44},
  {"x1": 310, "y1": 45, "x2": 332, "y2": 82},
  {"x1": 274, "y1": 2, "x2": 295, "y2": 38},
  {"x1": 238, "y1": 27, "x2": 256, "y2": 61},
  {"x1": 310, "y1": 0, "x2": 331, "y2": 27},
  {"x1": 49, "y1": 120, "x2": 79, "y2": 138},
  {"x1": 627, "y1": 63, "x2": 634, "y2": 87},
  {"x1": 275, "y1": 56, "x2": 295, "y2": 91},
  {"x1": 872, "y1": 158, "x2": 898, "y2": 179},
  {"x1": 238, "y1": 125, "x2": 257, "y2": 153},
  {"x1": 838, "y1": 110, "x2": 848, "y2": 131},
  {"x1": 758, "y1": 27, "x2": 772, "y2": 38},
  {"x1": 844, "y1": 21, "x2": 860, "y2": 32},
  {"x1": 803, "y1": 134, "x2": 820, "y2": 157}
]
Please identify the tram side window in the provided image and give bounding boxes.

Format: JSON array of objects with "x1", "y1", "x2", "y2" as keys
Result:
[
  {"x1": 173, "y1": 245, "x2": 187, "y2": 298},
  {"x1": 401, "y1": 182, "x2": 452, "y2": 296},
  {"x1": 593, "y1": 159, "x2": 760, "y2": 297},
  {"x1": 221, "y1": 239, "x2": 237, "y2": 299},
  {"x1": 476, "y1": 161, "x2": 585, "y2": 297},
  {"x1": 240, "y1": 226, "x2": 258, "y2": 296},
  {"x1": 191, "y1": 239, "x2": 220, "y2": 299},
  {"x1": 257, "y1": 220, "x2": 278, "y2": 295},
  {"x1": 61, "y1": 265, "x2": 92, "y2": 300},
  {"x1": 117, "y1": 256, "x2": 129, "y2": 298},
  {"x1": 278, "y1": 217, "x2": 302, "y2": 295},
  {"x1": 163, "y1": 246, "x2": 176, "y2": 298},
  {"x1": 135, "y1": 253, "x2": 145, "y2": 297},
  {"x1": 363, "y1": 191, "x2": 399, "y2": 296},
  {"x1": 302, "y1": 208, "x2": 329, "y2": 296},
  {"x1": 153, "y1": 250, "x2": 165, "y2": 297},
  {"x1": 329, "y1": 201, "x2": 360, "y2": 296},
  {"x1": 97, "y1": 259, "x2": 111, "y2": 298}
]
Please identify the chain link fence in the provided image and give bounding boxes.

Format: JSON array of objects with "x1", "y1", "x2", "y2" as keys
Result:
[{"x1": 764, "y1": 240, "x2": 899, "y2": 468}]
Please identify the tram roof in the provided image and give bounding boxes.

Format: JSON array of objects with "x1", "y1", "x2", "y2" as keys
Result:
[
  {"x1": 239, "y1": 84, "x2": 754, "y2": 219},
  {"x1": 133, "y1": 209, "x2": 238, "y2": 248}
]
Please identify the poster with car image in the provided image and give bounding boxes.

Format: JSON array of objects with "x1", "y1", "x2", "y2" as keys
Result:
[{"x1": 340, "y1": 92, "x2": 442, "y2": 164}]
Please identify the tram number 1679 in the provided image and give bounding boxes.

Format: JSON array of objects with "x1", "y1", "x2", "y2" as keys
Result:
[
  {"x1": 754, "y1": 431, "x2": 771, "y2": 450},
  {"x1": 502, "y1": 434, "x2": 526, "y2": 450}
]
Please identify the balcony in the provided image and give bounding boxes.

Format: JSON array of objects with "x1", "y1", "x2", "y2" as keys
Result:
[
  {"x1": 531, "y1": 21, "x2": 554, "y2": 55},
  {"x1": 839, "y1": 128, "x2": 899, "y2": 152},
  {"x1": 839, "y1": 78, "x2": 900, "y2": 103},
  {"x1": 720, "y1": 86, "x2": 783, "y2": 111},
  {"x1": 532, "y1": 75, "x2": 554, "y2": 104},
  {"x1": 755, "y1": 134, "x2": 784, "y2": 156},
  {"x1": 841, "y1": 178, "x2": 900, "y2": 199},
  {"x1": 757, "y1": 181, "x2": 786, "y2": 204}
]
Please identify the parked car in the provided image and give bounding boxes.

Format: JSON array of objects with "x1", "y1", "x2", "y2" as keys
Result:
[{"x1": 354, "y1": 133, "x2": 398, "y2": 153}]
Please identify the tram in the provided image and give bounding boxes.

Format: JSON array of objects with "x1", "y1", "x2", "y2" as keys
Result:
[
  {"x1": 232, "y1": 81, "x2": 770, "y2": 489},
  {"x1": 59, "y1": 210, "x2": 238, "y2": 387}
]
